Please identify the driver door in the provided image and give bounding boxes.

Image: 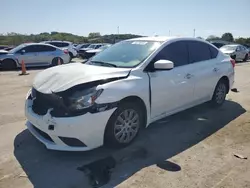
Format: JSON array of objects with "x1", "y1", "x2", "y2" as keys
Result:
[
  {"x1": 16, "y1": 45, "x2": 40, "y2": 66},
  {"x1": 148, "y1": 41, "x2": 195, "y2": 121}
]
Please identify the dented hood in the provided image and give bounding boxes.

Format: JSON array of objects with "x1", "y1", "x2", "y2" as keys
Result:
[{"x1": 33, "y1": 63, "x2": 131, "y2": 94}]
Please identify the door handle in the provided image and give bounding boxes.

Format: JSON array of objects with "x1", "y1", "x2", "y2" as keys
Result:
[
  {"x1": 185, "y1": 73, "x2": 193, "y2": 79},
  {"x1": 213, "y1": 68, "x2": 219, "y2": 72}
]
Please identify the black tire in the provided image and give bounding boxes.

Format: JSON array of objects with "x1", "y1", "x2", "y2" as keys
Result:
[
  {"x1": 104, "y1": 102, "x2": 144, "y2": 148},
  {"x1": 51, "y1": 57, "x2": 63, "y2": 67},
  {"x1": 231, "y1": 55, "x2": 236, "y2": 60},
  {"x1": 243, "y1": 54, "x2": 248, "y2": 62},
  {"x1": 2, "y1": 59, "x2": 17, "y2": 70},
  {"x1": 210, "y1": 79, "x2": 227, "y2": 107},
  {"x1": 69, "y1": 52, "x2": 73, "y2": 62}
]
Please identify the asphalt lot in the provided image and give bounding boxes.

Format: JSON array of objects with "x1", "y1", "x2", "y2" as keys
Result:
[{"x1": 0, "y1": 60, "x2": 250, "y2": 188}]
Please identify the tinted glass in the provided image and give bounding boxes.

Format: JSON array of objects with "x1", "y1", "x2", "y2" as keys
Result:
[
  {"x1": 95, "y1": 45, "x2": 101, "y2": 49},
  {"x1": 49, "y1": 42, "x2": 69, "y2": 47},
  {"x1": 20, "y1": 45, "x2": 37, "y2": 53},
  {"x1": 212, "y1": 42, "x2": 225, "y2": 48},
  {"x1": 38, "y1": 45, "x2": 56, "y2": 52},
  {"x1": 81, "y1": 44, "x2": 90, "y2": 48},
  {"x1": 88, "y1": 44, "x2": 96, "y2": 48},
  {"x1": 88, "y1": 41, "x2": 162, "y2": 68},
  {"x1": 209, "y1": 46, "x2": 218, "y2": 59},
  {"x1": 153, "y1": 41, "x2": 189, "y2": 67},
  {"x1": 188, "y1": 41, "x2": 211, "y2": 63},
  {"x1": 22, "y1": 45, "x2": 39, "y2": 53}
]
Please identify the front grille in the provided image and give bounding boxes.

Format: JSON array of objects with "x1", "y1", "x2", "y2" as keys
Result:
[
  {"x1": 32, "y1": 124, "x2": 54, "y2": 143},
  {"x1": 59, "y1": 137, "x2": 87, "y2": 147},
  {"x1": 32, "y1": 88, "x2": 69, "y2": 117}
]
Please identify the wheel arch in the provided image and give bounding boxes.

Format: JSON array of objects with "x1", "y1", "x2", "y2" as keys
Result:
[
  {"x1": 119, "y1": 95, "x2": 148, "y2": 128},
  {"x1": 3, "y1": 58, "x2": 18, "y2": 65},
  {"x1": 2, "y1": 58, "x2": 18, "y2": 68},
  {"x1": 103, "y1": 95, "x2": 148, "y2": 145},
  {"x1": 219, "y1": 76, "x2": 230, "y2": 93}
]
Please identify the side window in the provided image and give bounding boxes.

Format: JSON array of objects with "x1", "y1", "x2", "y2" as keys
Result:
[
  {"x1": 20, "y1": 45, "x2": 38, "y2": 53},
  {"x1": 49, "y1": 42, "x2": 59, "y2": 47},
  {"x1": 95, "y1": 45, "x2": 101, "y2": 49},
  {"x1": 38, "y1": 45, "x2": 56, "y2": 52},
  {"x1": 188, "y1": 41, "x2": 211, "y2": 63},
  {"x1": 153, "y1": 41, "x2": 189, "y2": 67},
  {"x1": 240, "y1": 46, "x2": 245, "y2": 51},
  {"x1": 60, "y1": 42, "x2": 69, "y2": 47},
  {"x1": 209, "y1": 46, "x2": 219, "y2": 59}
]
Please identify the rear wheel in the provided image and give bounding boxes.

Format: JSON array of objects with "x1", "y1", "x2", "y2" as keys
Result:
[
  {"x1": 210, "y1": 80, "x2": 227, "y2": 107},
  {"x1": 51, "y1": 57, "x2": 63, "y2": 66},
  {"x1": 243, "y1": 54, "x2": 248, "y2": 62},
  {"x1": 69, "y1": 52, "x2": 73, "y2": 62},
  {"x1": 104, "y1": 102, "x2": 144, "y2": 148},
  {"x1": 2, "y1": 59, "x2": 17, "y2": 70}
]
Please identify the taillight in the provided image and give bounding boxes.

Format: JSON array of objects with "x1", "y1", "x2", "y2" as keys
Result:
[
  {"x1": 230, "y1": 59, "x2": 235, "y2": 68},
  {"x1": 63, "y1": 49, "x2": 69, "y2": 54}
]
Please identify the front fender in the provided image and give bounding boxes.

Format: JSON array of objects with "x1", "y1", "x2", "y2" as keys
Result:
[{"x1": 96, "y1": 71, "x2": 151, "y2": 125}]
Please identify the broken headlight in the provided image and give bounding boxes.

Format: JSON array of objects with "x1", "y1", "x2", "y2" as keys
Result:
[{"x1": 67, "y1": 87, "x2": 103, "y2": 111}]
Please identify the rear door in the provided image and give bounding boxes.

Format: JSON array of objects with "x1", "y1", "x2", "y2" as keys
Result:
[
  {"x1": 187, "y1": 40, "x2": 221, "y2": 103},
  {"x1": 37, "y1": 45, "x2": 57, "y2": 65},
  {"x1": 149, "y1": 41, "x2": 195, "y2": 119}
]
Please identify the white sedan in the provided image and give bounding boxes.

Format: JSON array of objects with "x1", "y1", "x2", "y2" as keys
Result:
[{"x1": 25, "y1": 36, "x2": 235, "y2": 151}]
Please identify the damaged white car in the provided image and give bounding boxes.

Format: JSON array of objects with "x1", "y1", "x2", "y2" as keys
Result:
[{"x1": 25, "y1": 36, "x2": 235, "y2": 151}]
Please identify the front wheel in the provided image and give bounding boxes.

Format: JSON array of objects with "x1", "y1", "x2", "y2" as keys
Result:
[
  {"x1": 104, "y1": 102, "x2": 144, "y2": 148},
  {"x1": 210, "y1": 80, "x2": 227, "y2": 107},
  {"x1": 2, "y1": 59, "x2": 17, "y2": 70}
]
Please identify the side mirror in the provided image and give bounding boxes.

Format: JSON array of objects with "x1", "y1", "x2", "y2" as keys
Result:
[
  {"x1": 154, "y1": 60, "x2": 174, "y2": 70},
  {"x1": 21, "y1": 49, "x2": 25, "y2": 55}
]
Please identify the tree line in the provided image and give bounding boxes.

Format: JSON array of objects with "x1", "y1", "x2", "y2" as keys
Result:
[
  {"x1": 1, "y1": 32, "x2": 249, "y2": 47},
  {"x1": 0, "y1": 32, "x2": 142, "y2": 46},
  {"x1": 207, "y1": 32, "x2": 250, "y2": 47}
]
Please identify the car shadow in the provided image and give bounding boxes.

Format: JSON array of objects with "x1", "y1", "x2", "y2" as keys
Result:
[{"x1": 14, "y1": 100, "x2": 246, "y2": 188}]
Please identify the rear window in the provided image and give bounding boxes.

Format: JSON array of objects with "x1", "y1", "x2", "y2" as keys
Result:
[
  {"x1": 209, "y1": 46, "x2": 219, "y2": 59},
  {"x1": 188, "y1": 41, "x2": 211, "y2": 63}
]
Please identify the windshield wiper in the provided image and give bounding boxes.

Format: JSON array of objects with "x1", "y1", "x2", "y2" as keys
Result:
[{"x1": 90, "y1": 61, "x2": 117, "y2": 67}]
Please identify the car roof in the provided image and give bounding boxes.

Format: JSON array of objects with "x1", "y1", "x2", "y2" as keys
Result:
[
  {"x1": 127, "y1": 36, "x2": 209, "y2": 43},
  {"x1": 43, "y1": 41, "x2": 71, "y2": 44},
  {"x1": 24, "y1": 43, "x2": 60, "y2": 48}
]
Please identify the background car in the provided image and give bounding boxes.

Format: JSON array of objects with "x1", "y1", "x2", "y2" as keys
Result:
[
  {"x1": 220, "y1": 44, "x2": 249, "y2": 61},
  {"x1": 78, "y1": 43, "x2": 108, "y2": 58},
  {"x1": 0, "y1": 45, "x2": 15, "y2": 51},
  {"x1": 41, "y1": 41, "x2": 77, "y2": 61},
  {"x1": 75, "y1": 43, "x2": 91, "y2": 52},
  {"x1": 80, "y1": 44, "x2": 112, "y2": 59},
  {"x1": 0, "y1": 43, "x2": 70, "y2": 70}
]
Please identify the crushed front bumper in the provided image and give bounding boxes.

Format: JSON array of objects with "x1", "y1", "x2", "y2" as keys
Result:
[{"x1": 25, "y1": 98, "x2": 116, "y2": 151}]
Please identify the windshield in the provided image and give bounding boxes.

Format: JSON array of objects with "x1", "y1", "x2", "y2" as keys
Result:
[
  {"x1": 87, "y1": 40, "x2": 162, "y2": 68},
  {"x1": 81, "y1": 44, "x2": 90, "y2": 48},
  {"x1": 220, "y1": 45, "x2": 237, "y2": 51},
  {"x1": 88, "y1": 44, "x2": 97, "y2": 49},
  {"x1": 99, "y1": 45, "x2": 111, "y2": 50},
  {"x1": 8, "y1": 44, "x2": 26, "y2": 53}
]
